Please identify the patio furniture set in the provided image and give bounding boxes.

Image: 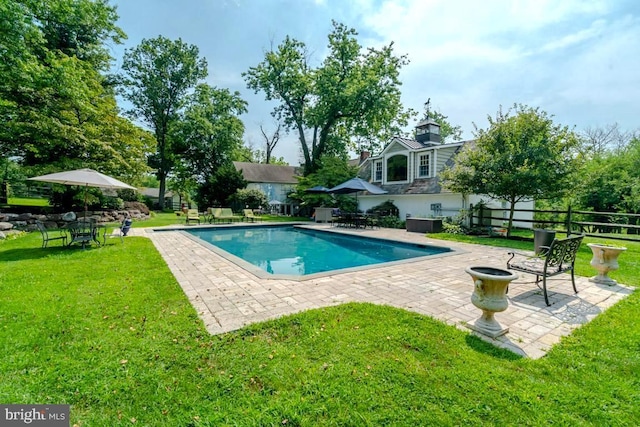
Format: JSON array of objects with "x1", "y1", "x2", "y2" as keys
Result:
[
  {"x1": 468, "y1": 233, "x2": 626, "y2": 338},
  {"x1": 184, "y1": 208, "x2": 263, "y2": 225},
  {"x1": 36, "y1": 218, "x2": 130, "y2": 249}
]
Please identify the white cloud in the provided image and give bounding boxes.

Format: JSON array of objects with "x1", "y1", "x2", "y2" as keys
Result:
[
  {"x1": 538, "y1": 19, "x2": 606, "y2": 53},
  {"x1": 357, "y1": 0, "x2": 612, "y2": 67},
  {"x1": 111, "y1": 0, "x2": 640, "y2": 164}
]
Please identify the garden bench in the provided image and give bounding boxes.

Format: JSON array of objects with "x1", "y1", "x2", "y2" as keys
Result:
[
  {"x1": 208, "y1": 207, "x2": 240, "y2": 223},
  {"x1": 506, "y1": 234, "x2": 584, "y2": 306}
]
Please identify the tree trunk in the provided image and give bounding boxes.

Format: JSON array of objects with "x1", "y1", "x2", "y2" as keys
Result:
[
  {"x1": 507, "y1": 197, "x2": 516, "y2": 238},
  {"x1": 158, "y1": 172, "x2": 166, "y2": 210}
]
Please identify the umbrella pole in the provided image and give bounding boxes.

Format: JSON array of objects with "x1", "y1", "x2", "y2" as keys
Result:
[{"x1": 84, "y1": 184, "x2": 88, "y2": 220}]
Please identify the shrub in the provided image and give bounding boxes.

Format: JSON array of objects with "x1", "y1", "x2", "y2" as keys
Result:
[
  {"x1": 442, "y1": 221, "x2": 466, "y2": 234},
  {"x1": 102, "y1": 196, "x2": 124, "y2": 210},
  {"x1": 378, "y1": 216, "x2": 404, "y2": 229},
  {"x1": 368, "y1": 200, "x2": 400, "y2": 217},
  {"x1": 228, "y1": 188, "x2": 268, "y2": 212}
]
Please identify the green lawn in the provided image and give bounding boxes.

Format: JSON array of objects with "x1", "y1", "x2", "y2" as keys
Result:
[
  {"x1": 141, "y1": 211, "x2": 311, "y2": 228},
  {"x1": 0, "y1": 228, "x2": 638, "y2": 425},
  {"x1": 3, "y1": 197, "x2": 50, "y2": 207}
]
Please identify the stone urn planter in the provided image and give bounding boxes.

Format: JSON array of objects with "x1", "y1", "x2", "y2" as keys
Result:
[
  {"x1": 587, "y1": 243, "x2": 627, "y2": 285},
  {"x1": 465, "y1": 266, "x2": 518, "y2": 338}
]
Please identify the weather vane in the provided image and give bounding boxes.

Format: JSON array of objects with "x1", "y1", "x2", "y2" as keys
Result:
[{"x1": 424, "y1": 98, "x2": 431, "y2": 119}]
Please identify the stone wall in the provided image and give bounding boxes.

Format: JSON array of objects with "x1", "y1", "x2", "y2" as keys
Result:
[{"x1": 0, "y1": 209, "x2": 150, "y2": 239}]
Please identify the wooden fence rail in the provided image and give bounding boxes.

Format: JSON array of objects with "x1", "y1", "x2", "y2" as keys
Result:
[{"x1": 470, "y1": 205, "x2": 640, "y2": 243}]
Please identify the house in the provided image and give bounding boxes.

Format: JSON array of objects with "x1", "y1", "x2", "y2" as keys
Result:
[
  {"x1": 233, "y1": 162, "x2": 302, "y2": 215},
  {"x1": 139, "y1": 187, "x2": 182, "y2": 210},
  {"x1": 356, "y1": 119, "x2": 534, "y2": 227}
]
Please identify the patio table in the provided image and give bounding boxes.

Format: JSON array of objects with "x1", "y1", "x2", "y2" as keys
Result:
[{"x1": 66, "y1": 220, "x2": 105, "y2": 248}]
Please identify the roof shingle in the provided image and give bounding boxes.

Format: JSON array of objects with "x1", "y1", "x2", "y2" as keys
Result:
[{"x1": 233, "y1": 162, "x2": 301, "y2": 184}]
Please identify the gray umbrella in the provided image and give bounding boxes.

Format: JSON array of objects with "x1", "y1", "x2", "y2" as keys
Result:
[
  {"x1": 328, "y1": 177, "x2": 387, "y2": 195},
  {"x1": 305, "y1": 185, "x2": 330, "y2": 194},
  {"x1": 28, "y1": 168, "x2": 136, "y2": 218},
  {"x1": 327, "y1": 177, "x2": 387, "y2": 211}
]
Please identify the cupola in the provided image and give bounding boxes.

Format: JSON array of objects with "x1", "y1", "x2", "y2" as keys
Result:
[{"x1": 415, "y1": 118, "x2": 441, "y2": 144}]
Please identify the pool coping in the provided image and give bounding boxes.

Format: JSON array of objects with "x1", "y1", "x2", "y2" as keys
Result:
[
  {"x1": 165, "y1": 223, "x2": 466, "y2": 281},
  {"x1": 139, "y1": 223, "x2": 634, "y2": 359}
]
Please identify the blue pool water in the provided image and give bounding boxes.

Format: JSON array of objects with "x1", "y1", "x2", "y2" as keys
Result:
[{"x1": 186, "y1": 226, "x2": 451, "y2": 276}]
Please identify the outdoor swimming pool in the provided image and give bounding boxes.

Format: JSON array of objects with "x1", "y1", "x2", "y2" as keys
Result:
[{"x1": 185, "y1": 225, "x2": 452, "y2": 277}]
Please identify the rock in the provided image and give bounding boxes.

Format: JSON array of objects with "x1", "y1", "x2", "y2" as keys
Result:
[
  {"x1": 62, "y1": 211, "x2": 77, "y2": 221},
  {"x1": 0, "y1": 231, "x2": 5, "y2": 239},
  {"x1": 0, "y1": 221, "x2": 13, "y2": 231}
]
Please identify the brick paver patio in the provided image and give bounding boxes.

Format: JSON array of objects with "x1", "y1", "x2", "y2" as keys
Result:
[{"x1": 131, "y1": 223, "x2": 633, "y2": 359}]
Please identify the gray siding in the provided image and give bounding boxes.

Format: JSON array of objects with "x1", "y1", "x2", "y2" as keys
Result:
[{"x1": 436, "y1": 146, "x2": 458, "y2": 171}]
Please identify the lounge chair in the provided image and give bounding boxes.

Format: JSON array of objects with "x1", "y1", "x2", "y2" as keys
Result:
[
  {"x1": 186, "y1": 209, "x2": 201, "y2": 225},
  {"x1": 35, "y1": 220, "x2": 68, "y2": 248},
  {"x1": 243, "y1": 209, "x2": 261, "y2": 222},
  {"x1": 205, "y1": 207, "x2": 216, "y2": 223},
  {"x1": 212, "y1": 208, "x2": 239, "y2": 223}
]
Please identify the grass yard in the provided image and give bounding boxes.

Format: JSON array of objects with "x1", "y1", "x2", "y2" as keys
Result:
[
  {"x1": 0, "y1": 229, "x2": 638, "y2": 425},
  {"x1": 142, "y1": 211, "x2": 311, "y2": 228},
  {"x1": 3, "y1": 197, "x2": 51, "y2": 207}
]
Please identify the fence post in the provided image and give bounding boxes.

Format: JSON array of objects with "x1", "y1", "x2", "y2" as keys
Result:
[
  {"x1": 469, "y1": 203, "x2": 474, "y2": 227},
  {"x1": 566, "y1": 205, "x2": 572, "y2": 236}
]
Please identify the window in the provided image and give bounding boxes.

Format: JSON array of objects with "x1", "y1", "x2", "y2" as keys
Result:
[
  {"x1": 387, "y1": 154, "x2": 408, "y2": 181},
  {"x1": 418, "y1": 154, "x2": 430, "y2": 177},
  {"x1": 374, "y1": 161, "x2": 383, "y2": 181}
]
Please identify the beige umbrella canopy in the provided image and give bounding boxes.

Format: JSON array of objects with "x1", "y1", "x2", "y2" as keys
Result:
[{"x1": 28, "y1": 168, "x2": 136, "y2": 217}]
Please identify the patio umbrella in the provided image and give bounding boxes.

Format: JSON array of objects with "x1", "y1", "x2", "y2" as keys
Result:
[
  {"x1": 327, "y1": 177, "x2": 387, "y2": 211},
  {"x1": 28, "y1": 168, "x2": 136, "y2": 218},
  {"x1": 268, "y1": 199, "x2": 283, "y2": 214},
  {"x1": 305, "y1": 185, "x2": 330, "y2": 194}
]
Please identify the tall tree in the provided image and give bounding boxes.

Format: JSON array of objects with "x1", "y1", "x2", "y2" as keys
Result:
[
  {"x1": 120, "y1": 36, "x2": 208, "y2": 208},
  {"x1": 441, "y1": 104, "x2": 579, "y2": 236},
  {"x1": 578, "y1": 123, "x2": 636, "y2": 158},
  {"x1": 244, "y1": 21, "x2": 412, "y2": 175},
  {"x1": 573, "y1": 135, "x2": 640, "y2": 213},
  {"x1": 31, "y1": 0, "x2": 125, "y2": 72},
  {"x1": 0, "y1": 0, "x2": 147, "y2": 182},
  {"x1": 259, "y1": 122, "x2": 282, "y2": 164},
  {"x1": 171, "y1": 84, "x2": 247, "y2": 207}
]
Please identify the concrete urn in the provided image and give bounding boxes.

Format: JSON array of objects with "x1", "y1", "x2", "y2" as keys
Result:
[
  {"x1": 587, "y1": 243, "x2": 626, "y2": 286},
  {"x1": 465, "y1": 266, "x2": 518, "y2": 338}
]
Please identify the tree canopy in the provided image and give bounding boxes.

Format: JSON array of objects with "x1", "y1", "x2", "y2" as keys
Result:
[
  {"x1": 171, "y1": 84, "x2": 248, "y2": 207},
  {"x1": 243, "y1": 21, "x2": 412, "y2": 175},
  {"x1": 0, "y1": 0, "x2": 149, "y2": 183},
  {"x1": 573, "y1": 133, "x2": 640, "y2": 213},
  {"x1": 120, "y1": 36, "x2": 208, "y2": 209},
  {"x1": 441, "y1": 104, "x2": 579, "y2": 235}
]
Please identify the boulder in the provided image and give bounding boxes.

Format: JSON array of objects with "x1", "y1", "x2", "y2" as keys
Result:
[
  {"x1": 17, "y1": 213, "x2": 33, "y2": 221},
  {"x1": 62, "y1": 211, "x2": 77, "y2": 221},
  {"x1": 0, "y1": 221, "x2": 13, "y2": 231}
]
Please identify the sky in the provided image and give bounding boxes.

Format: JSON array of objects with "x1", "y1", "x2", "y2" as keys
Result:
[{"x1": 109, "y1": 0, "x2": 640, "y2": 165}]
